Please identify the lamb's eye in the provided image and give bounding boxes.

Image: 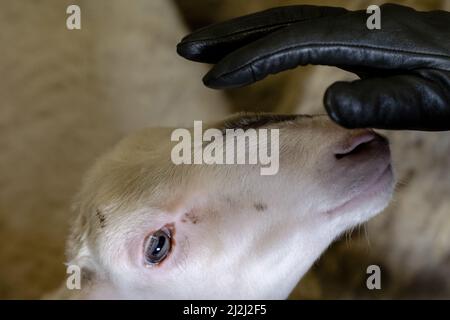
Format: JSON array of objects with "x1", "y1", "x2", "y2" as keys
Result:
[{"x1": 144, "y1": 229, "x2": 171, "y2": 265}]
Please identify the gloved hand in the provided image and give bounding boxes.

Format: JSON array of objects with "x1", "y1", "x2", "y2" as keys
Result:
[{"x1": 177, "y1": 4, "x2": 450, "y2": 131}]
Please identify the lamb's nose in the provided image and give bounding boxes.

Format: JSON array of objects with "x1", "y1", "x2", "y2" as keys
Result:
[{"x1": 334, "y1": 130, "x2": 384, "y2": 160}]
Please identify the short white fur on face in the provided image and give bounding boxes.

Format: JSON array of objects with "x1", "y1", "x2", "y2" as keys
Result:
[{"x1": 58, "y1": 113, "x2": 395, "y2": 299}]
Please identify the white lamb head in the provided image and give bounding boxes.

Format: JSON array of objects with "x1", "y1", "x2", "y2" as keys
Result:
[{"x1": 60, "y1": 113, "x2": 395, "y2": 299}]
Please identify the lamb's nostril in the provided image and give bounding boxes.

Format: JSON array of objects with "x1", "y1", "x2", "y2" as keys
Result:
[{"x1": 335, "y1": 131, "x2": 377, "y2": 160}]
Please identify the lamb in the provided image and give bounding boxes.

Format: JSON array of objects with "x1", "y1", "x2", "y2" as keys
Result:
[{"x1": 50, "y1": 113, "x2": 395, "y2": 299}]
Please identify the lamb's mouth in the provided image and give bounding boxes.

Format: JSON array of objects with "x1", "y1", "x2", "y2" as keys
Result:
[
  {"x1": 219, "y1": 113, "x2": 312, "y2": 133},
  {"x1": 325, "y1": 162, "x2": 394, "y2": 216}
]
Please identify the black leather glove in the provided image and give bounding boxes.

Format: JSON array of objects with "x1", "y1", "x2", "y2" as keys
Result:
[{"x1": 177, "y1": 4, "x2": 450, "y2": 131}]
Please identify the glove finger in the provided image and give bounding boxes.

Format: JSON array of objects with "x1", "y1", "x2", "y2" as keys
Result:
[
  {"x1": 324, "y1": 70, "x2": 450, "y2": 131},
  {"x1": 177, "y1": 5, "x2": 347, "y2": 63},
  {"x1": 203, "y1": 4, "x2": 450, "y2": 88}
]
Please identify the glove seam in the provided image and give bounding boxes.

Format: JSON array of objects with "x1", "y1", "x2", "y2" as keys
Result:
[
  {"x1": 181, "y1": 22, "x2": 298, "y2": 44},
  {"x1": 217, "y1": 43, "x2": 450, "y2": 78}
]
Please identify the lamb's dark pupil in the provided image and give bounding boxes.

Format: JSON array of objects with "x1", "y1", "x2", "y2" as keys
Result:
[{"x1": 153, "y1": 236, "x2": 166, "y2": 255}]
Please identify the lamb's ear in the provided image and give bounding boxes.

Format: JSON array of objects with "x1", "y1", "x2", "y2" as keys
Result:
[
  {"x1": 64, "y1": 211, "x2": 99, "y2": 295},
  {"x1": 44, "y1": 211, "x2": 99, "y2": 299}
]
